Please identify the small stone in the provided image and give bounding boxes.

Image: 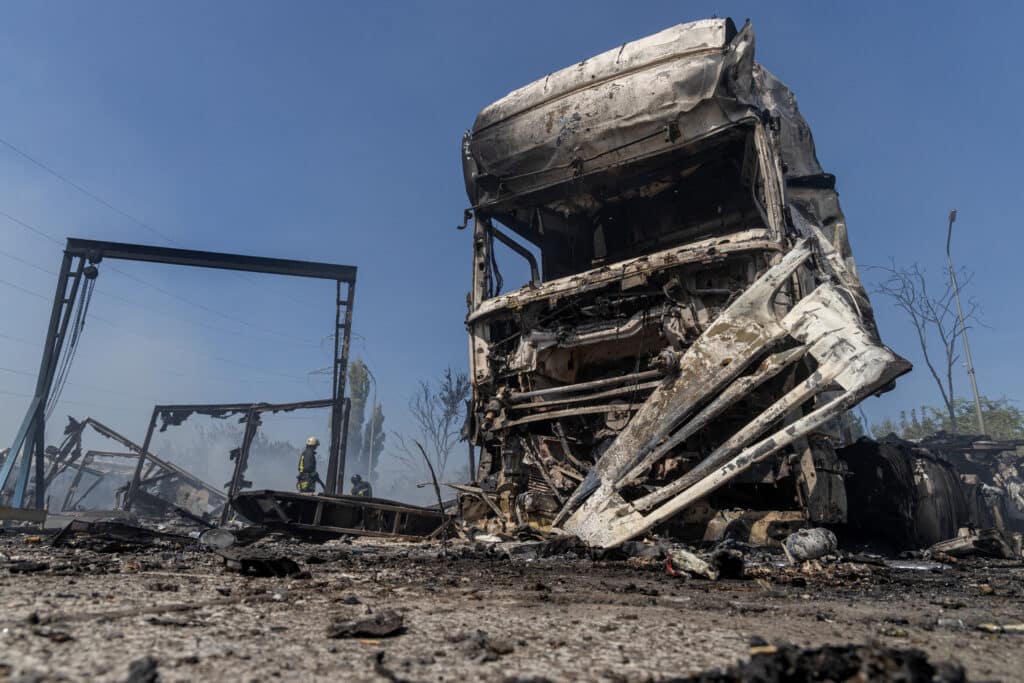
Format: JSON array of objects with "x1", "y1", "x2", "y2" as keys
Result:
[
  {"x1": 486, "y1": 637, "x2": 515, "y2": 656},
  {"x1": 125, "y1": 656, "x2": 159, "y2": 683},
  {"x1": 145, "y1": 581, "x2": 179, "y2": 593},
  {"x1": 326, "y1": 610, "x2": 405, "y2": 639}
]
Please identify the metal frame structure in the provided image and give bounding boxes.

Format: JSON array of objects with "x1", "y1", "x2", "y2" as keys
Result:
[
  {"x1": 0, "y1": 238, "x2": 357, "y2": 510},
  {"x1": 230, "y1": 489, "x2": 450, "y2": 541},
  {"x1": 121, "y1": 398, "x2": 340, "y2": 523},
  {"x1": 32, "y1": 416, "x2": 227, "y2": 514}
]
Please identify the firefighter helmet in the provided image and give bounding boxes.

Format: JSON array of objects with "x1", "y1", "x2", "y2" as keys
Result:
[{"x1": 306, "y1": 436, "x2": 320, "y2": 447}]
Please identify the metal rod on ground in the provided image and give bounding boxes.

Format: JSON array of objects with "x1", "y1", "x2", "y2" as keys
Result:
[{"x1": 946, "y1": 209, "x2": 986, "y2": 435}]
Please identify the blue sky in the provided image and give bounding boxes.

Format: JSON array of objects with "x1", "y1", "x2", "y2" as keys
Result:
[{"x1": 1, "y1": 2, "x2": 1020, "y2": 488}]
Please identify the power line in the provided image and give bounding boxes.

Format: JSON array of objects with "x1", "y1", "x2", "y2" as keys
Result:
[
  {"x1": 0, "y1": 135, "x2": 180, "y2": 246},
  {"x1": 0, "y1": 276, "x2": 49, "y2": 300},
  {"x1": 0, "y1": 138, "x2": 319, "y2": 307},
  {"x1": 0, "y1": 366, "x2": 159, "y2": 403},
  {"x1": 0, "y1": 332, "x2": 42, "y2": 348},
  {"x1": 93, "y1": 286, "x2": 318, "y2": 348},
  {"x1": 0, "y1": 247, "x2": 59, "y2": 276},
  {"x1": 0, "y1": 209, "x2": 63, "y2": 246},
  {"x1": 0, "y1": 277, "x2": 322, "y2": 383},
  {"x1": 0, "y1": 326, "x2": 328, "y2": 389},
  {"x1": 103, "y1": 265, "x2": 316, "y2": 345},
  {"x1": 0, "y1": 388, "x2": 120, "y2": 413},
  {"x1": 0, "y1": 246, "x2": 318, "y2": 349},
  {"x1": 0, "y1": 210, "x2": 319, "y2": 345}
]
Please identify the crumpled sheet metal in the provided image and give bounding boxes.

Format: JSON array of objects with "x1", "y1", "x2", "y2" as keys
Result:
[
  {"x1": 464, "y1": 15, "x2": 874, "y2": 323},
  {"x1": 464, "y1": 18, "x2": 850, "y2": 266},
  {"x1": 563, "y1": 235, "x2": 910, "y2": 548},
  {"x1": 465, "y1": 19, "x2": 755, "y2": 206}
]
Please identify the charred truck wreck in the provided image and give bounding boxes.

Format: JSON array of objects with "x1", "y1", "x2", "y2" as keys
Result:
[{"x1": 460, "y1": 19, "x2": 911, "y2": 548}]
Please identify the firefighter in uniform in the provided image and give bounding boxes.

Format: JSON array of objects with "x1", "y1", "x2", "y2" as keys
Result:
[
  {"x1": 297, "y1": 436, "x2": 322, "y2": 493},
  {"x1": 351, "y1": 473, "x2": 372, "y2": 497}
]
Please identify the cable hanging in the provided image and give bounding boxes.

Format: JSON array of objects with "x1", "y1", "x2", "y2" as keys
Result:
[{"x1": 46, "y1": 275, "x2": 96, "y2": 419}]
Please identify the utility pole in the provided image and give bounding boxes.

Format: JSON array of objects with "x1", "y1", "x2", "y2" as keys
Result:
[{"x1": 946, "y1": 209, "x2": 986, "y2": 435}]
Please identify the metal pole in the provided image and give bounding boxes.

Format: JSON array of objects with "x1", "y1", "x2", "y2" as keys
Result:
[
  {"x1": 124, "y1": 409, "x2": 159, "y2": 511},
  {"x1": 946, "y1": 209, "x2": 986, "y2": 435},
  {"x1": 222, "y1": 407, "x2": 259, "y2": 525},
  {"x1": 338, "y1": 398, "x2": 351, "y2": 493},
  {"x1": 325, "y1": 280, "x2": 344, "y2": 493}
]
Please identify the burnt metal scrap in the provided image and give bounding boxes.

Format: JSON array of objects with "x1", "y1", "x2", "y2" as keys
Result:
[
  {"x1": 460, "y1": 18, "x2": 911, "y2": 547},
  {"x1": 8, "y1": 415, "x2": 227, "y2": 518},
  {"x1": 123, "y1": 399, "x2": 340, "y2": 524},
  {"x1": 230, "y1": 489, "x2": 450, "y2": 541},
  {"x1": 841, "y1": 434, "x2": 1024, "y2": 558}
]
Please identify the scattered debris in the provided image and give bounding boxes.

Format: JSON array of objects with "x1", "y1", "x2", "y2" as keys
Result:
[
  {"x1": 216, "y1": 547, "x2": 302, "y2": 578},
  {"x1": 711, "y1": 547, "x2": 746, "y2": 579},
  {"x1": 676, "y1": 642, "x2": 967, "y2": 682},
  {"x1": 666, "y1": 548, "x2": 718, "y2": 580},
  {"x1": 5, "y1": 559, "x2": 49, "y2": 574},
  {"x1": 50, "y1": 518, "x2": 190, "y2": 552},
  {"x1": 451, "y1": 629, "x2": 516, "y2": 662},
  {"x1": 976, "y1": 623, "x2": 1024, "y2": 635},
  {"x1": 198, "y1": 528, "x2": 238, "y2": 550},
  {"x1": 144, "y1": 580, "x2": 180, "y2": 593},
  {"x1": 326, "y1": 610, "x2": 405, "y2": 639},
  {"x1": 230, "y1": 490, "x2": 449, "y2": 541},
  {"x1": 783, "y1": 528, "x2": 838, "y2": 564},
  {"x1": 0, "y1": 504, "x2": 47, "y2": 524},
  {"x1": 929, "y1": 527, "x2": 1015, "y2": 559},
  {"x1": 124, "y1": 656, "x2": 159, "y2": 683},
  {"x1": 31, "y1": 626, "x2": 74, "y2": 643}
]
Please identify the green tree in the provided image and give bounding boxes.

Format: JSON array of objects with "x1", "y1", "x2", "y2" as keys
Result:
[
  {"x1": 872, "y1": 397, "x2": 1024, "y2": 441},
  {"x1": 344, "y1": 359, "x2": 384, "y2": 482},
  {"x1": 360, "y1": 403, "x2": 385, "y2": 483}
]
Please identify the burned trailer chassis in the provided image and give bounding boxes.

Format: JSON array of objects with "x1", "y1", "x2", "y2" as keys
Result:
[
  {"x1": 32, "y1": 416, "x2": 228, "y2": 516},
  {"x1": 230, "y1": 490, "x2": 450, "y2": 541},
  {"x1": 124, "y1": 398, "x2": 345, "y2": 524}
]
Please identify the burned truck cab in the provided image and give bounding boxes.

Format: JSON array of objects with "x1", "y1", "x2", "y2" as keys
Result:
[{"x1": 460, "y1": 19, "x2": 909, "y2": 547}]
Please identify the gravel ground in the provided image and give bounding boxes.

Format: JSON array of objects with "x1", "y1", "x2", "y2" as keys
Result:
[{"x1": 1, "y1": 527, "x2": 1022, "y2": 682}]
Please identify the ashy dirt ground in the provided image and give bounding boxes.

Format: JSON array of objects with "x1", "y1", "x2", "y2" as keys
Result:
[{"x1": 1, "y1": 527, "x2": 1022, "y2": 682}]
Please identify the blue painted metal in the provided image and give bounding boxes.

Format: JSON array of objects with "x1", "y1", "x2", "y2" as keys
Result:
[{"x1": 0, "y1": 395, "x2": 41, "y2": 498}]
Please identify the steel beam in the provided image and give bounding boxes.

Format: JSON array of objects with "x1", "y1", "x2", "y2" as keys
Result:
[{"x1": 65, "y1": 238, "x2": 356, "y2": 282}]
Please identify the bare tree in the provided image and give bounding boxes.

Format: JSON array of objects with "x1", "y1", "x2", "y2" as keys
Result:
[
  {"x1": 869, "y1": 261, "x2": 980, "y2": 428},
  {"x1": 393, "y1": 367, "x2": 471, "y2": 481}
]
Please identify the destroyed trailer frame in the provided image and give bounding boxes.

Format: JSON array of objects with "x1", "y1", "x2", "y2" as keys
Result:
[
  {"x1": 53, "y1": 451, "x2": 137, "y2": 513},
  {"x1": 0, "y1": 238, "x2": 357, "y2": 511},
  {"x1": 39, "y1": 416, "x2": 227, "y2": 515},
  {"x1": 125, "y1": 398, "x2": 338, "y2": 524}
]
